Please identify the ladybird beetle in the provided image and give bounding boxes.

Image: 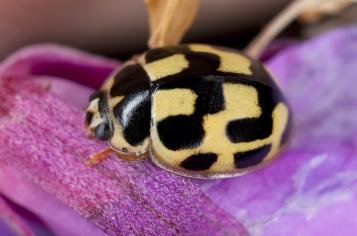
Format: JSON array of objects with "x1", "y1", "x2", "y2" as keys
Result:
[{"x1": 84, "y1": 44, "x2": 291, "y2": 179}]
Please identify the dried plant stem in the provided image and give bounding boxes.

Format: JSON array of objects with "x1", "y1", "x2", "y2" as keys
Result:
[
  {"x1": 146, "y1": 0, "x2": 200, "y2": 48},
  {"x1": 299, "y1": 0, "x2": 356, "y2": 23},
  {"x1": 245, "y1": 0, "x2": 328, "y2": 59}
]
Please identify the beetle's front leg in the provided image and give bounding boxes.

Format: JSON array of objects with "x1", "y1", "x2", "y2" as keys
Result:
[
  {"x1": 86, "y1": 147, "x2": 114, "y2": 167},
  {"x1": 86, "y1": 147, "x2": 147, "y2": 167}
]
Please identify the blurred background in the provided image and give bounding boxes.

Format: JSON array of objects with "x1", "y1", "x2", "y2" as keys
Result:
[{"x1": 0, "y1": 0, "x2": 356, "y2": 60}]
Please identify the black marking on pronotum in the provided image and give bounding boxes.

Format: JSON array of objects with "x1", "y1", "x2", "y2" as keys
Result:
[
  {"x1": 110, "y1": 64, "x2": 150, "y2": 97},
  {"x1": 85, "y1": 112, "x2": 94, "y2": 126},
  {"x1": 157, "y1": 115, "x2": 204, "y2": 151},
  {"x1": 234, "y1": 145, "x2": 271, "y2": 168},
  {"x1": 113, "y1": 90, "x2": 151, "y2": 146},
  {"x1": 88, "y1": 90, "x2": 102, "y2": 102},
  {"x1": 180, "y1": 153, "x2": 218, "y2": 170},
  {"x1": 94, "y1": 91, "x2": 114, "y2": 141},
  {"x1": 280, "y1": 108, "x2": 292, "y2": 146}
]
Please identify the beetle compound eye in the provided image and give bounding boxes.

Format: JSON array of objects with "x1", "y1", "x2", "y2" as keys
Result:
[{"x1": 95, "y1": 122, "x2": 112, "y2": 141}]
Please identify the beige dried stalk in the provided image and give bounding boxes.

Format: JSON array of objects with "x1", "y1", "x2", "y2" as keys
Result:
[
  {"x1": 245, "y1": 0, "x2": 356, "y2": 59},
  {"x1": 299, "y1": 0, "x2": 356, "y2": 23},
  {"x1": 146, "y1": 0, "x2": 200, "y2": 49},
  {"x1": 145, "y1": 0, "x2": 355, "y2": 59}
]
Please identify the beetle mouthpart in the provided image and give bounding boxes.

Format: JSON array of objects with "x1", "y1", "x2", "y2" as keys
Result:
[{"x1": 86, "y1": 131, "x2": 95, "y2": 139}]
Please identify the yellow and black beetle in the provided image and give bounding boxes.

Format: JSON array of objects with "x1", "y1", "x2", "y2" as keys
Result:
[{"x1": 85, "y1": 44, "x2": 291, "y2": 179}]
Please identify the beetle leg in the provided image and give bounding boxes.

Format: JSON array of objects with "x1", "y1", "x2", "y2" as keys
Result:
[
  {"x1": 86, "y1": 147, "x2": 148, "y2": 167},
  {"x1": 86, "y1": 147, "x2": 114, "y2": 167}
]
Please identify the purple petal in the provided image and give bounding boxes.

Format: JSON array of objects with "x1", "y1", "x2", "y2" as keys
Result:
[
  {"x1": 0, "y1": 196, "x2": 34, "y2": 236},
  {"x1": 199, "y1": 26, "x2": 357, "y2": 235},
  {"x1": 0, "y1": 44, "x2": 118, "y2": 89},
  {"x1": 35, "y1": 77, "x2": 95, "y2": 109},
  {"x1": 0, "y1": 166, "x2": 105, "y2": 236},
  {"x1": 260, "y1": 39, "x2": 298, "y2": 62},
  {"x1": 0, "y1": 47, "x2": 248, "y2": 235}
]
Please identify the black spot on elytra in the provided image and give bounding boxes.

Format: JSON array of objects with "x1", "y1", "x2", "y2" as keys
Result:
[
  {"x1": 195, "y1": 77, "x2": 224, "y2": 115},
  {"x1": 226, "y1": 82, "x2": 276, "y2": 143},
  {"x1": 147, "y1": 47, "x2": 216, "y2": 153},
  {"x1": 157, "y1": 115, "x2": 204, "y2": 150},
  {"x1": 180, "y1": 153, "x2": 218, "y2": 170},
  {"x1": 154, "y1": 76, "x2": 225, "y2": 151},
  {"x1": 226, "y1": 116, "x2": 273, "y2": 142},
  {"x1": 234, "y1": 145, "x2": 271, "y2": 168},
  {"x1": 184, "y1": 51, "x2": 220, "y2": 75},
  {"x1": 113, "y1": 90, "x2": 151, "y2": 146},
  {"x1": 110, "y1": 64, "x2": 150, "y2": 97},
  {"x1": 148, "y1": 47, "x2": 220, "y2": 90},
  {"x1": 145, "y1": 46, "x2": 190, "y2": 63}
]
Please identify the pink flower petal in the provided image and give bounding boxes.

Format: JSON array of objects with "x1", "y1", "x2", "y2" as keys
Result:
[
  {"x1": 0, "y1": 166, "x2": 105, "y2": 236},
  {"x1": 0, "y1": 44, "x2": 118, "y2": 89},
  {"x1": 35, "y1": 77, "x2": 95, "y2": 109},
  {"x1": 0, "y1": 196, "x2": 34, "y2": 236}
]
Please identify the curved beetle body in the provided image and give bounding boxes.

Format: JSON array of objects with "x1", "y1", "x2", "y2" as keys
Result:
[{"x1": 85, "y1": 44, "x2": 291, "y2": 179}]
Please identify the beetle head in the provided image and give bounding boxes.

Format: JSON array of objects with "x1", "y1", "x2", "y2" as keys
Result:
[{"x1": 85, "y1": 91, "x2": 114, "y2": 141}]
